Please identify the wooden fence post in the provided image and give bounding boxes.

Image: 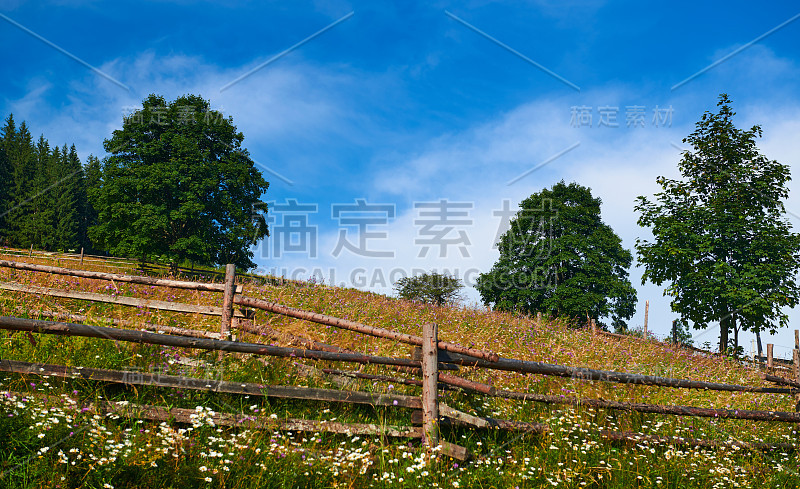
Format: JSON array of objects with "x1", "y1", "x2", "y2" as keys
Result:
[
  {"x1": 795, "y1": 330, "x2": 799, "y2": 350},
  {"x1": 644, "y1": 300, "x2": 649, "y2": 337},
  {"x1": 80, "y1": 247, "x2": 84, "y2": 265},
  {"x1": 673, "y1": 320, "x2": 678, "y2": 344},
  {"x1": 767, "y1": 344, "x2": 774, "y2": 372},
  {"x1": 794, "y1": 349, "x2": 800, "y2": 412},
  {"x1": 219, "y1": 264, "x2": 236, "y2": 359},
  {"x1": 421, "y1": 322, "x2": 439, "y2": 450},
  {"x1": 29, "y1": 244, "x2": 33, "y2": 257},
  {"x1": 794, "y1": 349, "x2": 799, "y2": 382}
]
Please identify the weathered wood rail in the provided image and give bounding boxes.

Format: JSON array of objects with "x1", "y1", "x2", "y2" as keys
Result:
[
  {"x1": 597, "y1": 323, "x2": 799, "y2": 375},
  {"x1": 0, "y1": 359, "x2": 423, "y2": 409},
  {"x1": 0, "y1": 259, "x2": 243, "y2": 293},
  {"x1": 0, "y1": 316, "x2": 426, "y2": 370},
  {"x1": 410, "y1": 348, "x2": 798, "y2": 395},
  {"x1": 0, "y1": 258, "x2": 245, "y2": 341},
  {"x1": 0, "y1": 282, "x2": 232, "y2": 316},
  {"x1": 15, "y1": 308, "x2": 219, "y2": 339},
  {"x1": 3, "y1": 391, "x2": 423, "y2": 438},
  {"x1": 500, "y1": 389, "x2": 800, "y2": 423},
  {"x1": 233, "y1": 295, "x2": 499, "y2": 362}
]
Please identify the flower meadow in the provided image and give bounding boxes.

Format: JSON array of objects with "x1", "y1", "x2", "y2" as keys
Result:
[{"x1": 0, "y1": 251, "x2": 798, "y2": 488}]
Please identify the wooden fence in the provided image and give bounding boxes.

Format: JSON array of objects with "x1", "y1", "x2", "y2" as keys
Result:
[
  {"x1": 0, "y1": 247, "x2": 304, "y2": 287},
  {"x1": 1, "y1": 258, "x2": 800, "y2": 460},
  {"x1": 591, "y1": 316, "x2": 800, "y2": 377}
]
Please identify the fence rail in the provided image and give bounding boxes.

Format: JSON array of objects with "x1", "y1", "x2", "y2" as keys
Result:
[
  {"x1": 410, "y1": 347, "x2": 798, "y2": 394},
  {"x1": 234, "y1": 295, "x2": 499, "y2": 362},
  {"x1": 0, "y1": 282, "x2": 232, "y2": 316},
  {"x1": 0, "y1": 259, "x2": 242, "y2": 293}
]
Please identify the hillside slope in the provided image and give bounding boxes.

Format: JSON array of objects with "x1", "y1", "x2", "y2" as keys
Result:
[{"x1": 0, "y1": 252, "x2": 797, "y2": 488}]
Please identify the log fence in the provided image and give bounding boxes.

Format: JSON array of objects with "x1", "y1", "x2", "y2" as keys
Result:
[
  {"x1": 0, "y1": 259, "x2": 243, "y2": 293},
  {"x1": 595, "y1": 319, "x2": 800, "y2": 380},
  {"x1": 0, "y1": 247, "x2": 282, "y2": 286},
  {"x1": 1, "y1": 258, "x2": 800, "y2": 459}
]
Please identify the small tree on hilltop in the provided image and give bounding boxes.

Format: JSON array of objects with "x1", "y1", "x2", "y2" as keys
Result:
[{"x1": 394, "y1": 272, "x2": 464, "y2": 306}]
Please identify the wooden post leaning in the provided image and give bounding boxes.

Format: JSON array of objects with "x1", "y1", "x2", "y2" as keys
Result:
[
  {"x1": 421, "y1": 322, "x2": 439, "y2": 450},
  {"x1": 794, "y1": 348, "x2": 800, "y2": 412},
  {"x1": 767, "y1": 344, "x2": 774, "y2": 373},
  {"x1": 219, "y1": 264, "x2": 236, "y2": 359}
]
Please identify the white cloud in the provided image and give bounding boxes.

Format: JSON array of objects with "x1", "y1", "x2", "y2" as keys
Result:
[{"x1": 3, "y1": 50, "x2": 377, "y2": 171}]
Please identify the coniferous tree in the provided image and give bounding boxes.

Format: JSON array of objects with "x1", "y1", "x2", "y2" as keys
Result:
[
  {"x1": 8, "y1": 125, "x2": 37, "y2": 247},
  {"x1": 27, "y1": 137, "x2": 55, "y2": 250},
  {"x1": 0, "y1": 115, "x2": 16, "y2": 242},
  {"x1": 0, "y1": 115, "x2": 88, "y2": 251},
  {"x1": 50, "y1": 144, "x2": 83, "y2": 251},
  {"x1": 0, "y1": 148, "x2": 8, "y2": 243},
  {"x1": 82, "y1": 155, "x2": 102, "y2": 253}
]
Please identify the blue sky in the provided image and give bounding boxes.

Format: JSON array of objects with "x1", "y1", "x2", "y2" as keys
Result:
[{"x1": 2, "y1": 0, "x2": 800, "y2": 356}]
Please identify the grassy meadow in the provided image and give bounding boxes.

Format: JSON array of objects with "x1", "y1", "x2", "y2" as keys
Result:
[{"x1": 0, "y1": 251, "x2": 798, "y2": 488}]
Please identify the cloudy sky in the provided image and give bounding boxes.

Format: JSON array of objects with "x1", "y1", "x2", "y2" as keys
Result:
[{"x1": 2, "y1": 1, "x2": 800, "y2": 356}]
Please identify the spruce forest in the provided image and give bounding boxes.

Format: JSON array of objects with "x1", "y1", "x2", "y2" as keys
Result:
[{"x1": 0, "y1": 114, "x2": 100, "y2": 254}]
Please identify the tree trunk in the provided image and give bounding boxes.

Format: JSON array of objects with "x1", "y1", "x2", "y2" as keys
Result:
[
  {"x1": 732, "y1": 315, "x2": 739, "y2": 354},
  {"x1": 719, "y1": 314, "x2": 730, "y2": 354},
  {"x1": 756, "y1": 330, "x2": 764, "y2": 357}
]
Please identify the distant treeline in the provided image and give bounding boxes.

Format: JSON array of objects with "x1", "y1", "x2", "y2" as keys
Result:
[{"x1": 0, "y1": 114, "x2": 100, "y2": 253}]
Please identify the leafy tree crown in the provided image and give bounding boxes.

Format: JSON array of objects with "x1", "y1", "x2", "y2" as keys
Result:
[
  {"x1": 90, "y1": 94, "x2": 270, "y2": 269},
  {"x1": 635, "y1": 94, "x2": 800, "y2": 352},
  {"x1": 477, "y1": 181, "x2": 636, "y2": 329}
]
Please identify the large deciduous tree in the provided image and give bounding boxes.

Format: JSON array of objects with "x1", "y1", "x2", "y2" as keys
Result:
[
  {"x1": 90, "y1": 94, "x2": 270, "y2": 270},
  {"x1": 477, "y1": 181, "x2": 637, "y2": 329},
  {"x1": 635, "y1": 94, "x2": 800, "y2": 353}
]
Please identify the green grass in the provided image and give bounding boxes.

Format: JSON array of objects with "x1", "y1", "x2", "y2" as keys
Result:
[{"x1": 0, "y1": 251, "x2": 798, "y2": 488}]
